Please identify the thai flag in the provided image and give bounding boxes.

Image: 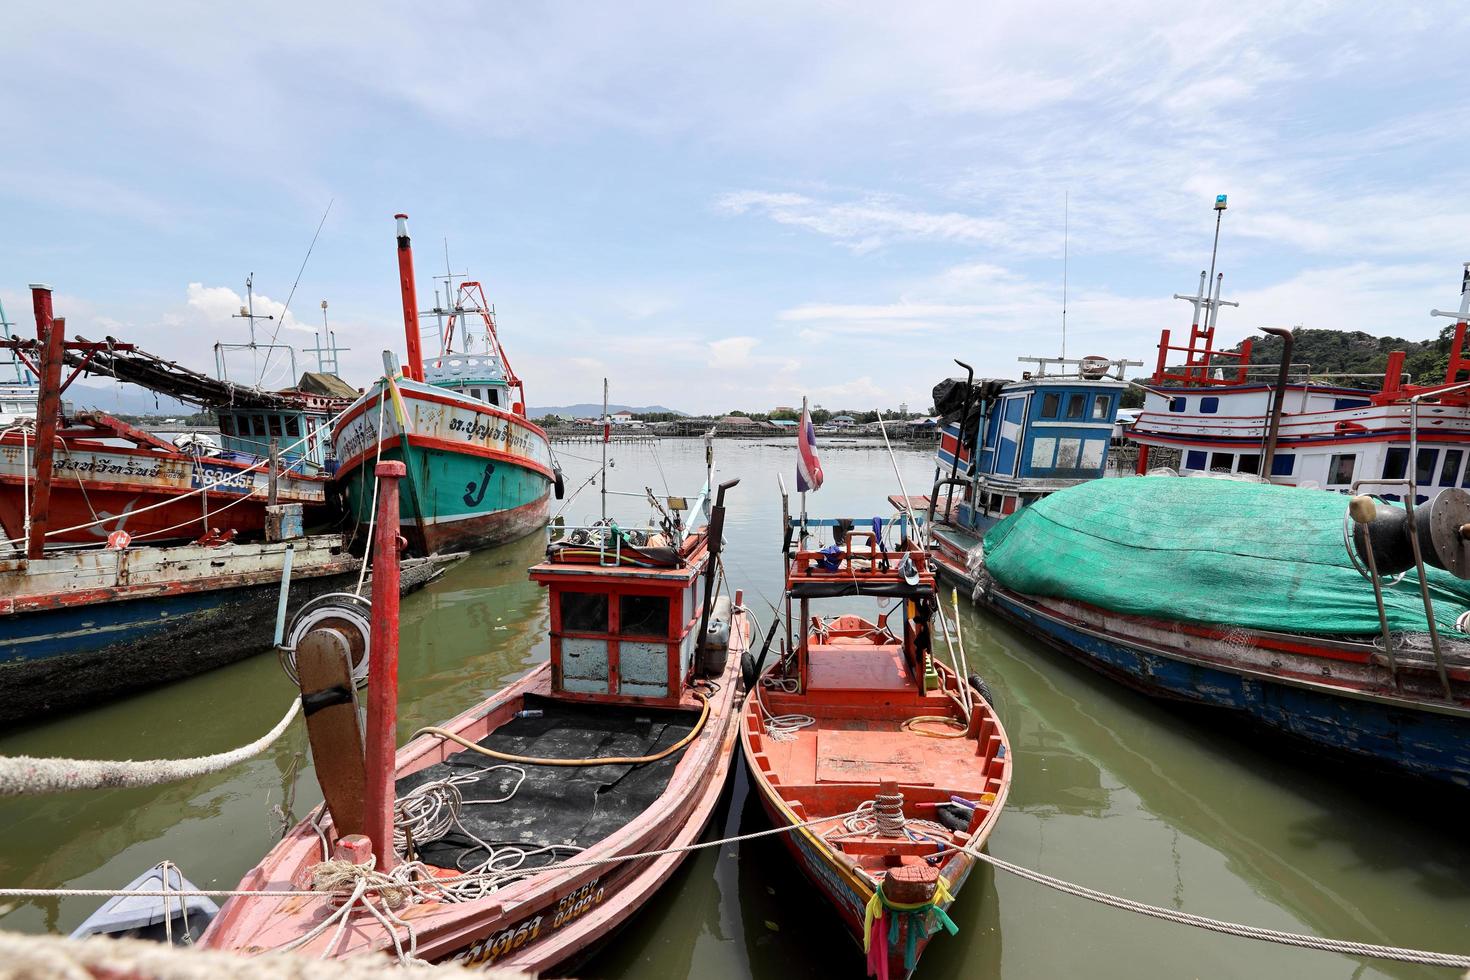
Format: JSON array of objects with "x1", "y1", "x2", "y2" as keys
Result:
[{"x1": 796, "y1": 405, "x2": 824, "y2": 492}]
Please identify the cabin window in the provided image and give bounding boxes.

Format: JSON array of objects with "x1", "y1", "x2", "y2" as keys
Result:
[
  {"x1": 559, "y1": 591, "x2": 608, "y2": 633},
  {"x1": 1066, "y1": 394, "x2": 1086, "y2": 419},
  {"x1": 267, "y1": 415, "x2": 284, "y2": 437},
  {"x1": 619, "y1": 594, "x2": 670, "y2": 638},
  {"x1": 1383, "y1": 447, "x2": 1408, "y2": 480},
  {"x1": 1169, "y1": 397, "x2": 1187, "y2": 413},
  {"x1": 1090, "y1": 394, "x2": 1111, "y2": 420},
  {"x1": 1271, "y1": 453, "x2": 1295, "y2": 477},
  {"x1": 1041, "y1": 393, "x2": 1060, "y2": 418},
  {"x1": 1001, "y1": 496, "x2": 1018, "y2": 515},
  {"x1": 1416, "y1": 448, "x2": 1438, "y2": 486},
  {"x1": 1210, "y1": 452, "x2": 1234, "y2": 472},
  {"x1": 1327, "y1": 453, "x2": 1356, "y2": 487},
  {"x1": 1333, "y1": 397, "x2": 1370, "y2": 410},
  {"x1": 285, "y1": 416, "x2": 300, "y2": 437},
  {"x1": 219, "y1": 415, "x2": 236, "y2": 436},
  {"x1": 1029, "y1": 437, "x2": 1056, "y2": 469},
  {"x1": 487, "y1": 389, "x2": 500, "y2": 406},
  {"x1": 1238, "y1": 453, "x2": 1261, "y2": 475},
  {"x1": 1440, "y1": 449, "x2": 1464, "y2": 487},
  {"x1": 988, "y1": 493, "x2": 1003, "y2": 513},
  {"x1": 1200, "y1": 397, "x2": 1220, "y2": 414},
  {"x1": 1185, "y1": 450, "x2": 1207, "y2": 470}
]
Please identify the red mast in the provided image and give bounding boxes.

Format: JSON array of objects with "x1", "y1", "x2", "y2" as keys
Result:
[
  {"x1": 394, "y1": 214, "x2": 425, "y2": 382},
  {"x1": 28, "y1": 287, "x2": 61, "y2": 559}
]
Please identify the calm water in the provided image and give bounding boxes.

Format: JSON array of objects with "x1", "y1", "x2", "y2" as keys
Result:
[{"x1": 1, "y1": 438, "x2": 1467, "y2": 978}]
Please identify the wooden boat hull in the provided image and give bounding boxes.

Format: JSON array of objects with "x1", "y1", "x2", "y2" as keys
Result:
[
  {"x1": 926, "y1": 527, "x2": 1470, "y2": 787},
  {"x1": 332, "y1": 379, "x2": 553, "y2": 555},
  {"x1": 200, "y1": 620, "x2": 749, "y2": 972},
  {"x1": 0, "y1": 536, "x2": 358, "y2": 727},
  {"x1": 0, "y1": 438, "x2": 329, "y2": 544},
  {"x1": 744, "y1": 762, "x2": 981, "y2": 977}
]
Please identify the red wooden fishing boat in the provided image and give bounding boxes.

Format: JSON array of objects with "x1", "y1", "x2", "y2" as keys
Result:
[
  {"x1": 199, "y1": 465, "x2": 749, "y2": 973},
  {"x1": 740, "y1": 516, "x2": 1011, "y2": 978}
]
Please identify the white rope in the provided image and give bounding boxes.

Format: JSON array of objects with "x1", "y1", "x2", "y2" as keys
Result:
[
  {"x1": 964, "y1": 847, "x2": 1470, "y2": 970},
  {"x1": 0, "y1": 699, "x2": 300, "y2": 796}
]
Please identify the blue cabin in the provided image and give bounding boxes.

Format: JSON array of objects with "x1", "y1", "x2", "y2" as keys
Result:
[{"x1": 932, "y1": 356, "x2": 1132, "y2": 534}]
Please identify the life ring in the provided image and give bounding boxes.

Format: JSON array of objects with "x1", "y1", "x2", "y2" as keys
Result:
[{"x1": 106, "y1": 529, "x2": 132, "y2": 550}]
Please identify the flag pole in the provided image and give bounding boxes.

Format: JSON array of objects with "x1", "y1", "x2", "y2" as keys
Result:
[
  {"x1": 601, "y1": 377, "x2": 609, "y2": 523},
  {"x1": 800, "y1": 395, "x2": 809, "y2": 546}
]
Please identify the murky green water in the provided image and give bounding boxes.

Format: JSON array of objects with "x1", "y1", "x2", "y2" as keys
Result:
[{"x1": 1, "y1": 439, "x2": 1467, "y2": 978}]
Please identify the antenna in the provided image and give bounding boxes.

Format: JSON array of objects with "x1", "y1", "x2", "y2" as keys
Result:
[
  {"x1": 306, "y1": 299, "x2": 350, "y2": 376},
  {"x1": 1061, "y1": 190, "x2": 1069, "y2": 360},
  {"x1": 432, "y1": 238, "x2": 469, "y2": 354}
]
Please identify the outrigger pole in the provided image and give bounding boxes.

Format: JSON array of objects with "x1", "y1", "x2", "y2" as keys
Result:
[{"x1": 601, "y1": 378, "x2": 609, "y2": 523}]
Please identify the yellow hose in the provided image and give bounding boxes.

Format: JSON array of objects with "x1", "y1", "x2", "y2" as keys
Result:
[
  {"x1": 410, "y1": 693, "x2": 710, "y2": 767},
  {"x1": 901, "y1": 715, "x2": 968, "y2": 739}
]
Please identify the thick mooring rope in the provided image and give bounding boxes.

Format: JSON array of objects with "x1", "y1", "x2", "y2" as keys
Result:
[{"x1": 0, "y1": 700, "x2": 300, "y2": 796}]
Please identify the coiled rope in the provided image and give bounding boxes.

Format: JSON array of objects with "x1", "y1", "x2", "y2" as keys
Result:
[{"x1": 0, "y1": 699, "x2": 301, "y2": 796}]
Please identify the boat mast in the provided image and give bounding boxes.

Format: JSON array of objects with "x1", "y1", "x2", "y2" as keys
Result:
[
  {"x1": 601, "y1": 378, "x2": 609, "y2": 523},
  {"x1": 1061, "y1": 191, "x2": 1068, "y2": 360},
  {"x1": 394, "y1": 215, "x2": 426, "y2": 382}
]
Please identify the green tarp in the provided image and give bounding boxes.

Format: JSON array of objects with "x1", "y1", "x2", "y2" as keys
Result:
[{"x1": 980, "y1": 476, "x2": 1470, "y2": 638}]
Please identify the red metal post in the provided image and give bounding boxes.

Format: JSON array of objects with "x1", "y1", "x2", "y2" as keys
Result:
[
  {"x1": 1382, "y1": 350, "x2": 1407, "y2": 398},
  {"x1": 1135, "y1": 443, "x2": 1150, "y2": 475},
  {"x1": 28, "y1": 288, "x2": 64, "y2": 560},
  {"x1": 364, "y1": 459, "x2": 406, "y2": 870},
  {"x1": 1236, "y1": 337, "x2": 1254, "y2": 383},
  {"x1": 1153, "y1": 330, "x2": 1170, "y2": 383},
  {"x1": 394, "y1": 214, "x2": 425, "y2": 382}
]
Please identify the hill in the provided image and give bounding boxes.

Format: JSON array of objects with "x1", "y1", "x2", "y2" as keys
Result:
[
  {"x1": 1238, "y1": 326, "x2": 1453, "y2": 387},
  {"x1": 528, "y1": 403, "x2": 686, "y2": 419}
]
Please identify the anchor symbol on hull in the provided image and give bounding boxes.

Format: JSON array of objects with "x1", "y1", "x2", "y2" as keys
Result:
[{"x1": 463, "y1": 462, "x2": 496, "y2": 507}]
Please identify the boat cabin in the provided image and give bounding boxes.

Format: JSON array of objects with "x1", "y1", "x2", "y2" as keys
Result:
[
  {"x1": 932, "y1": 355, "x2": 1132, "y2": 534},
  {"x1": 215, "y1": 404, "x2": 336, "y2": 473},
  {"x1": 1130, "y1": 266, "x2": 1470, "y2": 504},
  {"x1": 530, "y1": 525, "x2": 713, "y2": 706},
  {"x1": 423, "y1": 353, "x2": 515, "y2": 411}
]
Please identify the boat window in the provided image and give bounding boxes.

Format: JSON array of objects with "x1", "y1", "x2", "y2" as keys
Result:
[
  {"x1": 1327, "y1": 453, "x2": 1356, "y2": 486},
  {"x1": 1238, "y1": 453, "x2": 1261, "y2": 475},
  {"x1": 1270, "y1": 453, "x2": 1295, "y2": 477},
  {"x1": 487, "y1": 389, "x2": 500, "y2": 406},
  {"x1": 1210, "y1": 452, "x2": 1234, "y2": 472},
  {"x1": 1200, "y1": 397, "x2": 1220, "y2": 414},
  {"x1": 1169, "y1": 397, "x2": 1187, "y2": 413},
  {"x1": 285, "y1": 416, "x2": 300, "y2": 437},
  {"x1": 1383, "y1": 447, "x2": 1408, "y2": 480},
  {"x1": 1416, "y1": 448, "x2": 1438, "y2": 486},
  {"x1": 267, "y1": 415, "x2": 284, "y2": 437},
  {"x1": 619, "y1": 594, "x2": 669, "y2": 638},
  {"x1": 560, "y1": 591, "x2": 608, "y2": 633},
  {"x1": 1440, "y1": 449, "x2": 1464, "y2": 487},
  {"x1": 1185, "y1": 450, "x2": 1207, "y2": 470},
  {"x1": 219, "y1": 415, "x2": 236, "y2": 436},
  {"x1": 1066, "y1": 394, "x2": 1086, "y2": 419},
  {"x1": 1090, "y1": 394, "x2": 1110, "y2": 420},
  {"x1": 1041, "y1": 393, "x2": 1060, "y2": 418},
  {"x1": 1333, "y1": 397, "x2": 1371, "y2": 410}
]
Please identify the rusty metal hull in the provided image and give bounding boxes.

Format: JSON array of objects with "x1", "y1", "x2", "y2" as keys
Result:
[{"x1": 0, "y1": 537, "x2": 358, "y2": 727}]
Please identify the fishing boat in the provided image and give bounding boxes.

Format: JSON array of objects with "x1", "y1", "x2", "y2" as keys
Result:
[
  {"x1": 969, "y1": 474, "x2": 1470, "y2": 787},
  {"x1": 1130, "y1": 204, "x2": 1470, "y2": 503},
  {"x1": 890, "y1": 353, "x2": 1135, "y2": 593},
  {"x1": 0, "y1": 286, "x2": 349, "y2": 547},
  {"x1": 330, "y1": 216, "x2": 559, "y2": 557},
  {"x1": 740, "y1": 504, "x2": 1011, "y2": 977},
  {"x1": 199, "y1": 456, "x2": 750, "y2": 972}
]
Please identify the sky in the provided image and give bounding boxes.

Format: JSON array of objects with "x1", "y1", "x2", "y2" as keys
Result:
[{"x1": 4, "y1": 2, "x2": 1470, "y2": 415}]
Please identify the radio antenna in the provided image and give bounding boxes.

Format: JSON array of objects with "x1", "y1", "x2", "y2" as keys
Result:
[{"x1": 1061, "y1": 190, "x2": 1069, "y2": 360}]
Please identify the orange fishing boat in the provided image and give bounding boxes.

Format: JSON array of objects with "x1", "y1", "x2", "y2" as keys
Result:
[
  {"x1": 198, "y1": 464, "x2": 750, "y2": 973},
  {"x1": 740, "y1": 514, "x2": 1011, "y2": 978}
]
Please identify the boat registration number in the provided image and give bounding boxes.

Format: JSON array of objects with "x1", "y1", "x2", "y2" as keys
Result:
[{"x1": 457, "y1": 877, "x2": 606, "y2": 966}]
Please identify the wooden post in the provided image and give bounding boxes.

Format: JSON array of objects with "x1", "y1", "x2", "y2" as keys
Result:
[
  {"x1": 267, "y1": 437, "x2": 280, "y2": 507},
  {"x1": 28, "y1": 287, "x2": 63, "y2": 560},
  {"x1": 364, "y1": 460, "x2": 406, "y2": 870}
]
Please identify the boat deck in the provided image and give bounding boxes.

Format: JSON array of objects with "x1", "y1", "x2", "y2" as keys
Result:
[{"x1": 396, "y1": 693, "x2": 699, "y2": 873}]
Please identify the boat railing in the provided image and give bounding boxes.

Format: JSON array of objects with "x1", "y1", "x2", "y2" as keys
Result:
[{"x1": 548, "y1": 521, "x2": 676, "y2": 567}]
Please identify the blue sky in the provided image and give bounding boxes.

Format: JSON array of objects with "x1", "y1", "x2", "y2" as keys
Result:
[{"x1": 4, "y1": 2, "x2": 1470, "y2": 414}]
